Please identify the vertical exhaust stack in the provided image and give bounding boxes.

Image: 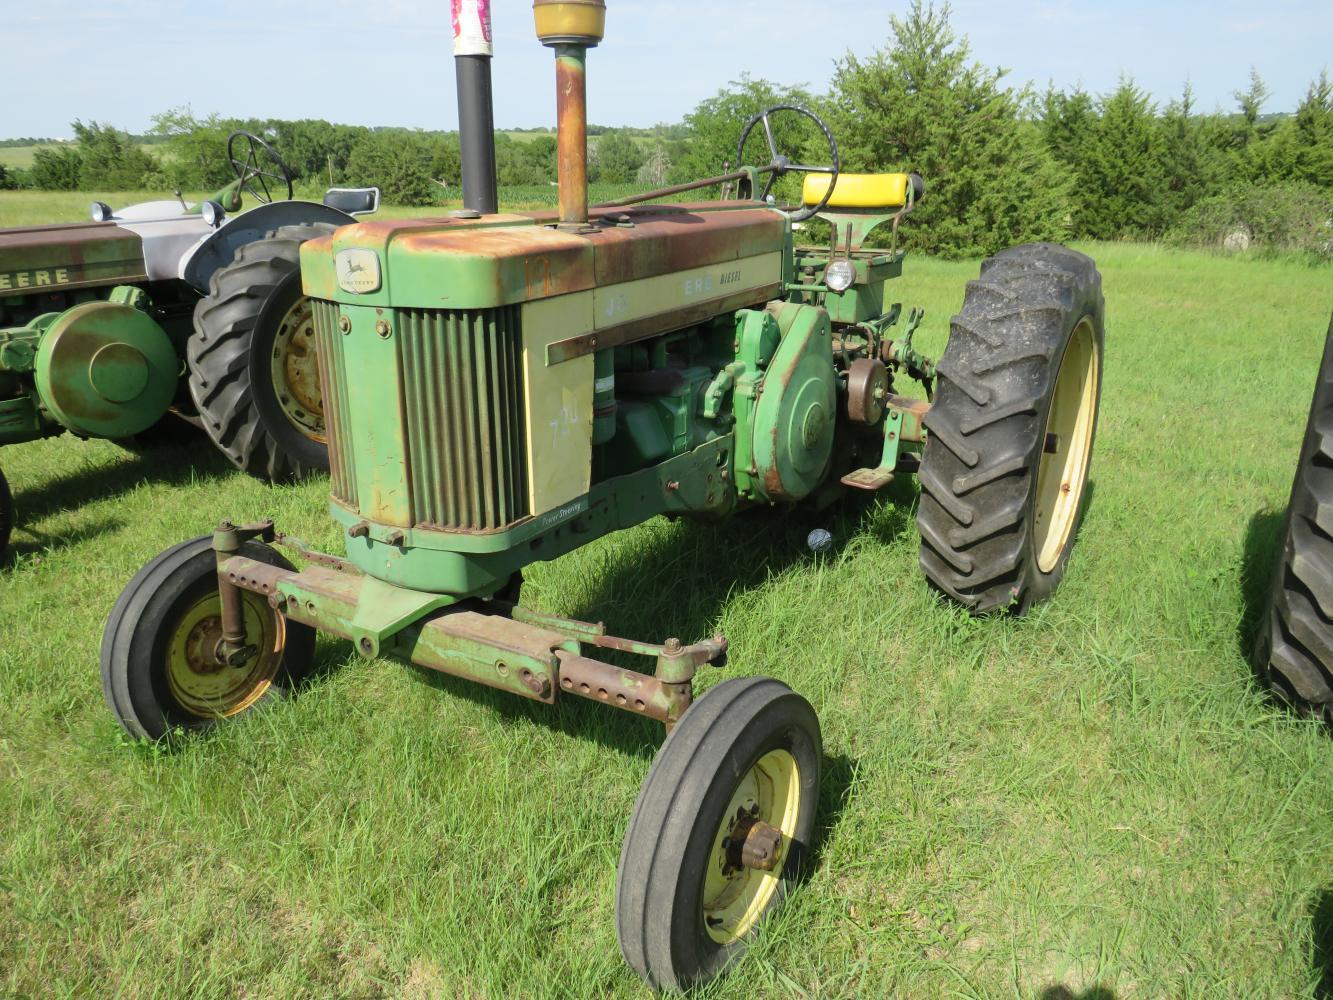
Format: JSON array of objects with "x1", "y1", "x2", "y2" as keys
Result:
[
  {"x1": 453, "y1": 0, "x2": 498, "y2": 215},
  {"x1": 533, "y1": 0, "x2": 606, "y2": 228}
]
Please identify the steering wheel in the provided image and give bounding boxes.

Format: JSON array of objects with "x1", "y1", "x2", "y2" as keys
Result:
[
  {"x1": 226, "y1": 130, "x2": 293, "y2": 204},
  {"x1": 736, "y1": 105, "x2": 840, "y2": 223}
]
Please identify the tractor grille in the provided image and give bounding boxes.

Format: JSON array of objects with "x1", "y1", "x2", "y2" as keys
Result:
[
  {"x1": 313, "y1": 300, "x2": 358, "y2": 508},
  {"x1": 314, "y1": 301, "x2": 530, "y2": 531},
  {"x1": 397, "y1": 306, "x2": 529, "y2": 530}
]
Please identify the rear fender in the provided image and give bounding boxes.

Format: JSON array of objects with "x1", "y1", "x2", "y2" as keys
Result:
[{"x1": 180, "y1": 201, "x2": 356, "y2": 293}]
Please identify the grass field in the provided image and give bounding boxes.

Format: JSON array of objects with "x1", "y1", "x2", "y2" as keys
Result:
[{"x1": 0, "y1": 241, "x2": 1331, "y2": 998}]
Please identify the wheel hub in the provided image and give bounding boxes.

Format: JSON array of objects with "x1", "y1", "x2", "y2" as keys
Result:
[
  {"x1": 701, "y1": 748, "x2": 801, "y2": 944},
  {"x1": 165, "y1": 592, "x2": 283, "y2": 719},
  {"x1": 723, "y1": 806, "x2": 784, "y2": 874}
]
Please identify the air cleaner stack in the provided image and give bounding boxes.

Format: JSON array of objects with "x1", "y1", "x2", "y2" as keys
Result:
[{"x1": 533, "y1": 0, "x2": 605, "y2": 226}]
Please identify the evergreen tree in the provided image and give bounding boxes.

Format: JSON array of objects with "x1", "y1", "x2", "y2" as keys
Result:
[
  {"x1": 828, "y1": 1, "x2": 1069, "y2": 256},
  {"x1": 71, "y1": 121, "x2": 161, "y2": 189},
  {"x1": 29, "y1": 145, "x2": 83, "y2": 190},
  {"x1": 1229, "y1": 68, "x2": 1280, "y2": 182},
  {"x1": 1290, "y1": 70, "x2": 1333, "y2": 187},
  {"x1": 1156, "y1": 83, "x2": 1225, "y2": 229},
  {"x1": 1079, "y1": 80, "x2": 1168, "y2": 238}
]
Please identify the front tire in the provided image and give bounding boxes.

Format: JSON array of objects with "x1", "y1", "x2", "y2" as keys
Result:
[
  {"x1": 100, "y1": 535, "x2": 315, "y2": 741},
  {"x1": 188, "y1": 224, "x2": 334, "y2": 482},
  {"x1": 616, "y1": 677, "x2": 822, "y2": 992},
  {"x1": 917, "y1": 243, "x2": 1104, "y2": 614}
]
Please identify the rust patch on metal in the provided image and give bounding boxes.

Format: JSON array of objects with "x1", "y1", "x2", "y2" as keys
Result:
[
  {"x1": 846, "y1": 358, "x2": 888, "y2": 425},
  {"x1": 589, "y1": 207, "x2": 784, "y2": 286},
  {"x1": 555, "y1": 650, "x2": 670, "y2": 722},
  {"x1": 555, "y1": 48, "x2": 590, "y2": 226},
  {"x1": 728, "y1": 817, "x2": 783, "y2": 873},
  {"x1": 886, "y1": 392, "x2": 930, "y2": 442},
  {"x1": 546, "y1": 284, "x2": 781, "y2": 364}
]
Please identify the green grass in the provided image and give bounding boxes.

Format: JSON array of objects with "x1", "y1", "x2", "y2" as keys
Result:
[{"x1": 1, "y1": 243, "x2": 1331, "y2": 998}]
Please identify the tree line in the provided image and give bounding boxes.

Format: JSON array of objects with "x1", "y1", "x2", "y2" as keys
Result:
[
  {"x1": 3, "y1": 2, "x2": 1328, "y2": 259},
  {"x1": 0, "y1": 113, "x2": 672, "y2": 204}
]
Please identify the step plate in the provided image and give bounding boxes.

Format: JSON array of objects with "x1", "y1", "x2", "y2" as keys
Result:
[{"x1": 840, "y1": 467, "x2": 895, "y2": 491}]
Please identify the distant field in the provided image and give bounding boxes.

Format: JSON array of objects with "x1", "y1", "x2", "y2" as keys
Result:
[
  {"x1": 0, "y1": 182, "x2": 696, "y2": 227},
  {"x1": 0, "y1": 143, "x2": 159, "y2": 170}
]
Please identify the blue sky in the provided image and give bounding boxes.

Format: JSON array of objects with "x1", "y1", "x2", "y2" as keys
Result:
[{"x1": 2, "y1": 0, "x2": 1329, "y2": 137}]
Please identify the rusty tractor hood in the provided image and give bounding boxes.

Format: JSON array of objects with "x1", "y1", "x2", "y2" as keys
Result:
[
  {"x1": 0, "y1": 220, "x2": 148, "y2": 294},
  {"x1": 300, "y1": 201, "x2": 788, "y2": 311}
]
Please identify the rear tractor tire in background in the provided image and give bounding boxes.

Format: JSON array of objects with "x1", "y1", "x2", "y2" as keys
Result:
[
  {"x1": 100, "y1": 535, "x2": 316, "y2": 741},
  {"x1": 917, "y1": 243, "x2": 1105, "y2": 614},
  {"x1": 1253, "y1": 315, "x2": 1333, "y2": 725},
  {"x1": 0, "y1": 465, "x2": 13, "y2": 561},
  {"x1": 188, "y1": 224, "x2": 335, "y2": 483}
]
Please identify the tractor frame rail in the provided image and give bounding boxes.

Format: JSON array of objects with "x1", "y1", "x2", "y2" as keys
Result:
[{"x1": 212, "y1": 520, "x2": 724, "y2": 729}]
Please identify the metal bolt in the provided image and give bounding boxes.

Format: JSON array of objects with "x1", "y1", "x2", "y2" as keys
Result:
[
  {"x1": 666, "y1": 480, "x2": 680, "y2": 491},
  {"x1": 664, "y1": 637, "x2": 682, "y2": 652},
  {"x1": 375, "y1": 319, "x2": 391, "y2": 338},
  {"x1": 385, "y1": 529, "x2": 405, "y2": 545},
  {"x1": 348, "y1": 521, "x2": 370, "y2": 539},
  {"x1": 338, "y1": 315, "x2": 351, "y2": 334}
]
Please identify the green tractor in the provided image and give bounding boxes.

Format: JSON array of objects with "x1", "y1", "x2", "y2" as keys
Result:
[
  {"x1": 101, "y1": 1, "x2": 1104, "y2": 990},
  {"x1": 0, "y1": 131, "x2": 381, "y2": 559}
]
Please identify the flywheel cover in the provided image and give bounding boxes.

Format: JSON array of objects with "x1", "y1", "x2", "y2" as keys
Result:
[
  {"x1": 750, "y1": 303, "x2": 837, "y2": 502},
  {"x1": 35, "y1": 300, "x2": 177, "y2": 439}
]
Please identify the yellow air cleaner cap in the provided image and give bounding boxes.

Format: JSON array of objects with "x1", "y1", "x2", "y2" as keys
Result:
[{"x1": 533, "y1": 0, "x2": 606, "y2": 46}]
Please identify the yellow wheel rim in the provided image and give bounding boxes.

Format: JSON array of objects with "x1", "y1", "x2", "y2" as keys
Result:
[
  {"x1": 164, "y1": 591, "x2": 284, "y2": 719},
  {"x1": 1033, "y1": 317, "x2": 1100, "y2": 573},
  {"x1": 269, "y1": 295, "x2": 326, "y2": 445},
  {"x1": 702, "y1": 749, "x2": 802, "y2": 945}
]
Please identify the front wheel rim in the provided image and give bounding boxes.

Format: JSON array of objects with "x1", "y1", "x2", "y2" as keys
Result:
[
  {"x1": 269, "y1": 295, "x2": 326, "y2": 445},
  {"x1": 701, "y1": 748, "x2": 802, "y2": 945},
  {"x1": 164, "y1": 591, "x2": 284, "y2": 718},
  {"x1": 1033, "y1": 317, "x2": 1100, "y2": 573}
]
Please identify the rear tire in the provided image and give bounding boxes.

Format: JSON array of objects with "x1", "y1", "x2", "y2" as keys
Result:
[
  {"x1": 616, "y1": 677, "x2": 821, "y2": 992},
  {"x1": 917, "y1": 243, "x2": 1104, "y2": 614},
  {"x1": 101, "y1": 535, "x2": 315, "y2": 741},
  {"x1": 188, "y1": 224, "x2": 334, "y2": 482},
  {"x1": 1254, "y1": 314, "x2": 1333, "y2": 724}
]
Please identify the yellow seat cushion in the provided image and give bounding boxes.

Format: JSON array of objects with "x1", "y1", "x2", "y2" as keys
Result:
[{"x1": 802, "y1": 173, "x2": 912, "y2": 210}]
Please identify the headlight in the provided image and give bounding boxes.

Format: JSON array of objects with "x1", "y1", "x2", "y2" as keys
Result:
[
  {"x1": 336, "y1": 248, "x2": 381, "y2": 294},
  {"x1": 201, "y1": 200, "x2": 226, "y2": 228},
  {"x1": 90, "y1": 201, "x2": 113, "y2": 222},
  {"x1": 825, "y1": 258, "x2": 856, "y2": 293}
]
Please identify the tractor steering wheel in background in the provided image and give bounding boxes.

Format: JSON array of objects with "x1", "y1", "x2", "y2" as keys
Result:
[
  {"x1": 736, "y1": 104, "x2": 840, "y2": 223},
  {"x1": 226, "y1": 130, "x2": 294, "y2": 204}
]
